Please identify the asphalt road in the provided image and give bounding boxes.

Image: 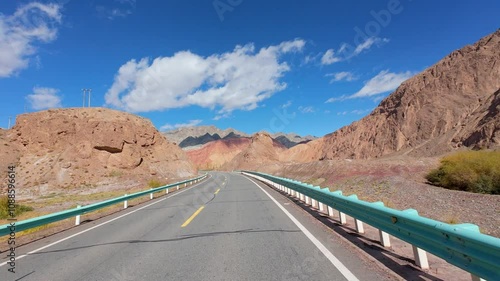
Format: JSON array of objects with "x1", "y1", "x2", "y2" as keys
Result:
[{"x1": 0, "y1": 172, "x2": 392, "y2": 281}]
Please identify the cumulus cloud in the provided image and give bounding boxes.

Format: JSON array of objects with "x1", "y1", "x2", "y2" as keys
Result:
[
  {"x1": 160, "y1": 119, "x2": 202, "y2": 131},
  {"x1": 326, "y1": 71, "x2": 357, "y2": 83},
  {"x1": 26, "y1": 87, "x2": 62, "y2": 110},
  {"x1": 350, "y1": 70, "x2": 412, "y2": 98},
  {"x1": 0, "y1": 2, "x2": 62, "y2": 77},
  {"x1": 105, "y1": 39, "x2": 306, "y2": 114}
]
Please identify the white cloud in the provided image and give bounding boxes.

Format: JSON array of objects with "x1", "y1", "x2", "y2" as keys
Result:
[
  {"x1": 326, "y1": 94, "x2": 348, "y2": 103},
  {"x1": 298, "y1": 106, "x2": 315, "y2": 113},
  {"x1": 321, "y1": 49, "x2": 341, "y2": 65},
  {"x1": 326, "y1": 71, "x2": 357, "y2": 83},
  {"x1": 160, "y1": 119, "x2": 202, "y2": 131},
  {"x1": 105, "y1": 39, "x2": 306, "y2": 114},
  {"x1": 352, "y1": 37, "x2": 389, "y2": 57},
  {"x1": 96, "y1": 0, "x2": 136, "y2": 20},
  {"x1": 350, "y1": 70, "x2": 412, "y2": 98},
  {"x1": 0, "y1": 2, "x2": 62, "y2": 77},
  {"x1": 321, "y1": 37, "x2": 388, "y2": 66},
  {"x1": 26, "y1": 87, "x2": 62, "y2": 110},
  {"x1": 281, "y1": 100, "x2": 292, "y2": 108}
]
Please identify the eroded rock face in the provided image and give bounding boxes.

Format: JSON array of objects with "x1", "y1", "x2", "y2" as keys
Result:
[
  {"x1": 2, "y1": 108, "x2": 196, "y2": 192},
  {"x1": 285, "y1": 29, "x2": 500, "y2": 162},
  {"x1": 223, "y1": 133, "x2": 287, "y2": 170}
]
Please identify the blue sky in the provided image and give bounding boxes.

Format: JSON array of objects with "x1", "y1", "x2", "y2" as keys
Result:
[{"x1": 0, "y1": 0, "x2": 499, "y2": 137}]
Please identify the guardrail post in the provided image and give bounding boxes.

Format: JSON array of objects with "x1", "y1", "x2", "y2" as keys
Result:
[
  {"x1": 305, "y1": 196, "x2": 311, "y2": 205},
  {"x1": 184, "y1": 183, "x2": 187, "y2": 187},
  {"x1": 177, "y1": 185, "x2": 179, "y2": 190},
  {"x1": 311, "y1": 199, "x2": 318, "y2": 209},
  {"x1": 75, "y1": 205, "x2": 81, "y2": 225},
  {"x1": 355, "y1": 219, "x2": 365, "y2": 233},
  {"x1": 412, "y1": 246, "x2": 429, "y2": 269},
  {"x1": 166, "y1": 188, "x2": 169, "y2": 194},
  {"x1": 296, "y1": 192, "x2": 301, "y2": 199},
  {"x1": 318, "y1": 202, "x2": 326, "y2": 214},
  {"x1": 327, "y1": 206, "x2": 334, "y2": 217},
  {"x1": 379, "y1": 230, "x2": 391, "y2": 247},
  {"x1": 299, "y1": 193, "x2": 305, "y2": 201},
  {"x1": 124, "y1": 194, "x2": 128, "y2": 209},
  {"x1": 339, "y1": 211, "x2": 347, "y2": 224},
  {"x1": 150, "y1": 188, "x2": 153, "y2": 199}
]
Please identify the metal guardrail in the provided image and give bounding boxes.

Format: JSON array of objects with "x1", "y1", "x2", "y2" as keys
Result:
[
  {"x1": 0, "y1": 174, "x2": 207, "y2": 237},
  {"x1": 242, "y1": 171, "x2": 500, "y2": 281}
]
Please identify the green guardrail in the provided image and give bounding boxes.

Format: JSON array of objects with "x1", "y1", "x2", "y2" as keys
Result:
[
  {"x1": 242, "y1": 171, "x2": 500, "y2": 281},
  {"x1": 0, "y1": 174, "x2": 208, "y2": 237}
]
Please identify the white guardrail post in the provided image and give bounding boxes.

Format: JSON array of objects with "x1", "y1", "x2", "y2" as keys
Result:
[
  {"x1": 150, "y1": 188, "x2": 154, "y2": 199},
  {"x1": 75, "y1": 205, "x2": 81, "y2": 225},
  {"x1": 124, "y1": 194, "x2": 128, "y2": 209}
]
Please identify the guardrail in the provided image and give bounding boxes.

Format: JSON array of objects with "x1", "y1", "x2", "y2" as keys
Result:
[
  {"x1": 242, "y1": 171, "x2": 500, "y2": 281},
  {"x1": 0, "y1": 174, "x2": 208, "y2": 237}
]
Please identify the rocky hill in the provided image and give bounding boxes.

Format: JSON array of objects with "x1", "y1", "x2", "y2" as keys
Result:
[
  {"x1": 222, "y1": 133, "x2": 287, "y2": 171},
  {"x1": 163, "y1": 125, "x2": 316, "y2": 149},
  {"x1": 186, "y1": 137, "x2": 251, "y2": 170},
  {"x1": 0, "y1": 108, "x2": 196, "y2": 196},
  {"x1": 286, "y1": 29, "x2": 500, "y2": 163}
]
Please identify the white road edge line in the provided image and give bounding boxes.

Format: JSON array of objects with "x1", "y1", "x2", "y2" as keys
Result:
[
  {"x1": 246, "y1": 176, "x2": 360, "y2": 281},
  {"x1": 0, "y1": 174, "x2": 212, "y2": 267}
]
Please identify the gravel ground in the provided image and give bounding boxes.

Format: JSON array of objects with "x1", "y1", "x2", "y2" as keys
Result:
[{"x1": 261, "y1": 156, "x2": 500, "y2": 237}]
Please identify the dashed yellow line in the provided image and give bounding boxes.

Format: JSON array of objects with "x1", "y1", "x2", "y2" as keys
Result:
[
  {"x1": 181, "y1": 206, "x2": 205, "y2": 227},
  {"x1": 214, "y1": 188, "x2": 221, "y2": 195}
]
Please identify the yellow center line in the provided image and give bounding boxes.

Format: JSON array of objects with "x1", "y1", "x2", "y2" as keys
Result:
[
  {"x1": 214, "y1": 188, "x2": 221, "y2": 195},
  {"x1": 181, "y1": 206, "x2": 205, "y2": 227}
]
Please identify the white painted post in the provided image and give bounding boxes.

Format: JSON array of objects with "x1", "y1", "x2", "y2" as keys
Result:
[
  {"x1": 124, "y1": 195, "x2": 128, "y2": 209},
  {"x1": 319, "y1": 202, "x2": 325, "y2": 214},
  {"x1": 75, "y1": 205, "x2": 81, "y2": 225},
  {"x1": 305, "y1": 196, "x2": 311, "y2": 205},
  {"x1": 177, "y1": 185, "x2": 179, "y2": 190},
  {"x1": 379, "y1": 230, "x2": 391, "y2": 247},
  {"x1": 300, "y1": 193, "x2": 305, "y2": 201},
  {"x1": 327, "y1": 206, "x2": 334, "y2": 217},
  {"x1": 184, "y1": 183, "x2": 187, "y2": 187},
  {"x1": 296, "y1": 192, "x2": 301, "y2": 199},
  {"x1": 339, "y1": 212, "x2": 347, "y2": 224},
  {"x1": 412, "y1": 246, "x2": 429, "y2": 269},
  {"x1": 471, "y1": 274, "x2": 486, "y2": 281},
  {"x1": 355, "y1": 219, "x2": 365, "y2": 233},
  {"x1": 150, "y1": 189, "x2": 153, "y2": 200},
  {"x1": 311, "y1": 199, "x2": 318, "y2": 209},
  {"x1": 166, "y1": 188, "x2": 169, "y2": 194}
]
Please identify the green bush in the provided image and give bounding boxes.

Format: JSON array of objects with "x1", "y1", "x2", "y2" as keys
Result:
[
  {"x1": 148, "y1": 179, "x2": 162, "y2": 188},
  {"x1": 426, "y1": 150, "x2": 500, "y2": 194},
  {"x1": 0, "y1": 196, "x2": 34, "y2": 219}
]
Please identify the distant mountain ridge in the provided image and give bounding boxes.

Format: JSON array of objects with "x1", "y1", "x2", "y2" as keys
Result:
[{"x1": 162, "y1": 125, "x2": 316, "y2": 149}]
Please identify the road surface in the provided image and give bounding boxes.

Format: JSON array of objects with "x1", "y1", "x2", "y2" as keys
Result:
[{"x1": 0, "y1": 172, "x2": 392, "y2": 281}]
